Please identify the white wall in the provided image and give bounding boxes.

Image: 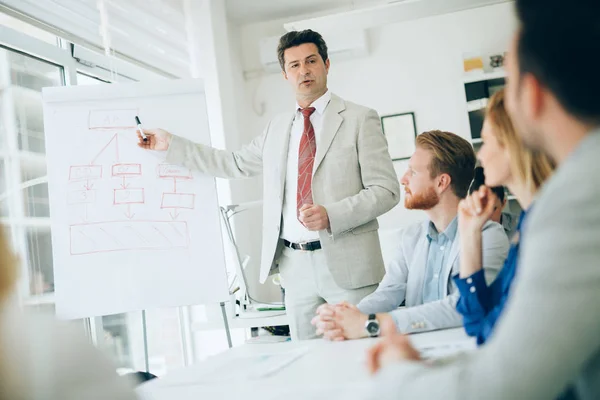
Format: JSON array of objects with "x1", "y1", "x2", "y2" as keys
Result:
[
  {"x1": 228, "y1": 2, "x2": 517, "y2": 302},
  {"x1": 222, "y1": 22, "x2": 282, "y2": 303},
  {"x1": 235, "y1": 2, "x2": 516, "y2": 225}
]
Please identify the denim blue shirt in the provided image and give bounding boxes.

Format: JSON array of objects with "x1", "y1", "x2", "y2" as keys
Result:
[
  {"x1": 454, "y1": 209, "x2": 529, "y2": 345},
  {"x1": 422, "y1": 217, "x2": 458, "y2": 303}
]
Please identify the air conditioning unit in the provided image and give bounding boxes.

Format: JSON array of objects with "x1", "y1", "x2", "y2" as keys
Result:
[{"x1": 259, "y1": 29, "x2": 369, "y2": 73}]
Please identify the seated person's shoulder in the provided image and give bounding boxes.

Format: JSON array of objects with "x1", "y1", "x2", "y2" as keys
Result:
[
  {"x1": 481, "y1": 220, "x2": 510, "y2": 246},
  {"x1": 380, "y1": 221, "x2": 427, "y2": 243},
  {"x1": 482, "y1": 220, "x2": 505, "y2": 233}
]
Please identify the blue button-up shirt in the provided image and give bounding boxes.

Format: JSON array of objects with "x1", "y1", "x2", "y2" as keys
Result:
[
  {"x1": 454, "y1": 209, "x2": 529, "y2": 345},
  {"x1": 422, "y1": 217, "x2": 458, "y2": 303}
]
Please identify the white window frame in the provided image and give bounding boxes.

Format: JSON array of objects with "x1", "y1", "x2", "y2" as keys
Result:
[
  {"x1": 0, "y1": 22, "x2": 200, "y2": 374},
  {"x1": 0, "y1": 24, "x2": 159, "y2": 302},
  {"x1": 0, "y1": 25, "x2": 73, "y2": 301}
]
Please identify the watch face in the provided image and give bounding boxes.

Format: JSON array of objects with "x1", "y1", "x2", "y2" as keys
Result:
[{"x1": 366, "y1": 321, "x2": 379, "y2": 335}]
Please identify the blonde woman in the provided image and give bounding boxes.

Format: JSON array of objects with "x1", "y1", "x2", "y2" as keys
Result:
[
  {"x1": 0, "y1": 228, "x2": 137, "y2": 399},
  {"x1": 454, "y1": 88, "x2": 554, "y2": 345}
]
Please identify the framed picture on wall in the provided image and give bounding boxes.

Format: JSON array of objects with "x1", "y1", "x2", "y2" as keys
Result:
[{"x1": 381, "y1": 112, "x2": 417, "y2": 161}]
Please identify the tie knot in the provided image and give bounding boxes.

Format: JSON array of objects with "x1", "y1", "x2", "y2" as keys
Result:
[{"x1": 300, "y1": 107, "x2": 316, "y2": 118}]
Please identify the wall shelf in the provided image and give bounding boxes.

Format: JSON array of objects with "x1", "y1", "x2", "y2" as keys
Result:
[{"x1": 463, "y1": 68, "x2": 507, "y2": 83}]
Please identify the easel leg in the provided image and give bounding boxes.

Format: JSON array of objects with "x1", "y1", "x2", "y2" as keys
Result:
[
  {"x1": 142, "y1": 310, "x2": 150, "y2": 373},
  {"x1": 220, "y1": 302, "x2": 233, "y2": 348}
]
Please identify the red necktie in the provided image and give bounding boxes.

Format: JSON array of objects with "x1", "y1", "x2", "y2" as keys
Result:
[{"x1": 297, "y1": 107, "x2": 317, "y2": 219}]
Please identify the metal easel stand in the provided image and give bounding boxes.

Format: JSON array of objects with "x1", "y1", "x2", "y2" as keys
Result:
[
  {"x1": 218, "y1": 200, "x2": 277, "y2": 348},
  {"x1": 220, "y1": 301, "x2": 232, "y2": 348},
  {"x1": 218, "y1": 202, "x2": 258, "y2": 348}
]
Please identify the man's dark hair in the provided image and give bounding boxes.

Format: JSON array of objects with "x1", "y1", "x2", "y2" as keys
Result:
[
  {"x1": 492, "y1": 186, "x2": 506, "y2": 203},
  {"x1": 515, "y1": 0, "x2": 600, "y2": 124},
  {"x1": 277, "y1": 30, "x2": 328, "y2": 72},
  {"x1": 470, "y1": 167, "x2": 506, "y2": 202}
]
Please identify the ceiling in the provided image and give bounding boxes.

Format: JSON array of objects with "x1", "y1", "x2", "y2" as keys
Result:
[
  {"x1": 223, "y1": 0, "x2": 512, "y2": 25},
  {"x1": 224, "y1": 0, "x2": 385, "y2": 24},
  {"x1": 0, "y1": 0, "x2": 512, "y2": 78}
]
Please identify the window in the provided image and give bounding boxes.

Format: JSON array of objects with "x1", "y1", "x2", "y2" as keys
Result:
[
  {"x1": 98, "y1": 308, "x2": 188, "y2": 376},
  {"x1": 100, "y1": 311, "x2": 146, "y2": 374},
  {"x1": 20, "y1": 157, "x2": 49, "y2": 217},
  {"x1": 76, "y1": 72, "x2": 109, "y2": 85},
  {"x1": 146, "y1": 308, "x2": 187, "y2": 374},
  {"x1": 0, "y1": 48, "x2": 64, "y2": 157},
  {"x1": 0, "y1": 13, "x2": 244, "y2": 378},
  {"x1": 0, "y1": 46, "x2": 63, "y2": 299},
  {"x1": 0, "y1": 159, "x2": 8, "y2": 217},
  {"x1": 0, "y1": 13, "x2": 58, "y2": 45},
  {"x1": 26, "y1": 227, "x2": 54, "y2": 294}
]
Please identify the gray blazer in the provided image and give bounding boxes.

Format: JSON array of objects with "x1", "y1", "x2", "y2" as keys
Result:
[
  {"x1": 358, "y1": 220, "x2": 508, "y2": 333},
  {"x1": 361, "y1": 129, "x2": 600, "y2": 399},
  {"x1": 165, "y1": 94, "x2": 400, "y2": 289}
]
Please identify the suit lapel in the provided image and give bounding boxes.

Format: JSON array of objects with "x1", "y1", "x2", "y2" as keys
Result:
[
  {"x1": 273, "y1": 114, "x2": 295, "y2": 200},
  {"x1": 406, "y1": 221, "x2": 430, "y2": 306},
  {"x1": 442, "y1": 232, "x2": 461, "y2": 293},
  {"x1": 313, "y1": 94, "x2": 344, "y2": 174}
]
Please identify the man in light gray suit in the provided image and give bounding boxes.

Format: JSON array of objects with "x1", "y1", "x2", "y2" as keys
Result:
[
  {"x1": 313, "y1": 131, "x2": 508, "y2": 340},
  {"x1": 361, "y1": 1, "x2": 600, "y2": 398},
  {"x1": 137, "y1": 30, "x2": 400, "y2": 340}
]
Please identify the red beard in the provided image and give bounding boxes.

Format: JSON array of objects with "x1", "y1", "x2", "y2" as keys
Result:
[{"x1": 404, "y1": 187, "x2": 440, "y2": 210}]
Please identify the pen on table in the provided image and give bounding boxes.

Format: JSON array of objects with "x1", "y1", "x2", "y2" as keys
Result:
[{"x1": 135, "y1": 116, "x2": 148, "y2": 142}]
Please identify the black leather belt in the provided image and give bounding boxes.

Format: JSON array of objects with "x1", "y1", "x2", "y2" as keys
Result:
[{"x1": 283, "y1": 239, "x2": 322, "y2": 251}]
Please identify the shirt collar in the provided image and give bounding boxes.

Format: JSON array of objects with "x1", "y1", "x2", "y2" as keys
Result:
[
  {"x1": 295, "y1": 90, "x2": 331, "y2": 116},
  {"x1": 427, "y1": 217, "x2": 458, "y2": 242},
  {"x1": 516, "y1": 208, "x2": 530, "y2": 231}
]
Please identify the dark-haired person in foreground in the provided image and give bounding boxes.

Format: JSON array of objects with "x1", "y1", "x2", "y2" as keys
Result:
[
  {"x1": 359, "y1": 0, "x2": 600, "y2": 399},
  {"x1": 136, "y1": 30, "x2": 399, "y2": 340}
]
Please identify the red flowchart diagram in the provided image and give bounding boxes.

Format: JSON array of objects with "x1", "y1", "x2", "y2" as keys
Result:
[
  {"x1": 67, "y1": 109, "x2": 195, "y2": 255},
  {"x1": 158, "y1": 164, "x2": 195, "y2": 220}
]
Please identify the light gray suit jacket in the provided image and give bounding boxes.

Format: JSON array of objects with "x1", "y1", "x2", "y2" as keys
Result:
[
  {"x1": 362, "y1": 129, "x2": 600, "y2": 399},
  {"x1": 166, "y1": 94, "x2": 400, "y2": 289},
  {"x1": 358, "y1": 220, "x2": 508, "y2": 333}
]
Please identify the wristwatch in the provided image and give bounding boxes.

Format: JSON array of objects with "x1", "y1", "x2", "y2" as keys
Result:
[{"x1": 365, "y1": 314, "x2": 380, "y2": 337}]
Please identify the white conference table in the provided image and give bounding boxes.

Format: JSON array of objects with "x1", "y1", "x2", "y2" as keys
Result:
[{"x1": 137, "y1": 328, "x2": 473, "y2": 400}]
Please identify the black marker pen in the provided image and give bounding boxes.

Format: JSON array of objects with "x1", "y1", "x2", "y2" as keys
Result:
[{"x1": 135, "y1": 116, "x2": 148, "y2": 142}]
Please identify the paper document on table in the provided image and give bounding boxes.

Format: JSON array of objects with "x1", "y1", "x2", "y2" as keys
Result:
[
  {"x1": 417, "y1": 339, "x2": 477, "y2": 360},
  {"x1": 197, "y1": 347, "x2": 308, "y2": 383}
]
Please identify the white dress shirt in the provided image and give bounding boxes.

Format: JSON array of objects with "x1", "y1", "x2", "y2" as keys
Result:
[{"x1": 280, "y1": 90, "x2": 332, "y2": 243}]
